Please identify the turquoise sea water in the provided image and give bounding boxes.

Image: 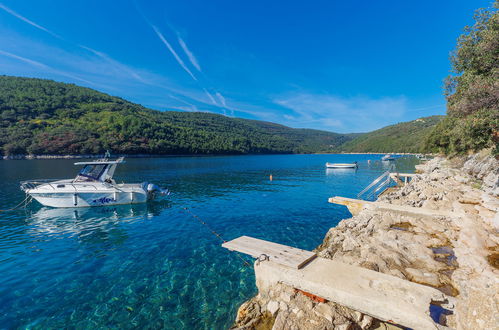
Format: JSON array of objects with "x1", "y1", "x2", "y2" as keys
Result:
[{"x1": 0, "y1": 154, "x2": 418, "y2": 329}]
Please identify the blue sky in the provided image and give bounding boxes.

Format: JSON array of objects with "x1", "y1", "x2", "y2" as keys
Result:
[{"x1": 0, "y1": 0, "x2": 491, "y2": 133}]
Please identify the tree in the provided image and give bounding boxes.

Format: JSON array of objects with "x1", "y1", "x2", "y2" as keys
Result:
[{"x1": 426, "y1": 2, "x2": 499, "y2": 154}]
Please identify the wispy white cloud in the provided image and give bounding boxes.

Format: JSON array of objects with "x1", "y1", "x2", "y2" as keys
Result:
[
  {"x1": 215, "y1": 91, "x2": 235, "y2": 116},
  {"x1": 215, "y1": 92, "x2": 227, "y2": 107},
  {"x1": 78, "y1": 45, "x2": 150, "y2": 84},
  {"x1": 0, "y1": 2, "x2": 268, "y2": 120},
  {"x1": 0, "y1": 3, "x2": 151, "y2": 86},
  {"x1": 274, "y1": 92, "x2": 408, "y2": 132},
  {"x1": 203, "y1": 88, "x2": 217, "y2": 105},
  {"x1": 0, "y1": 49, "x2": 49, "y2": 68},
  {"x1": 178, "y1": 36, "x2": 201, "y2": 72},
  {"x1": 151, "y1": 25, "x2": 198, "y2": 81},
  {"x1": 0, "y1": 48, "x2": 97, "y2": 85},
  {"x1": 0, "y1": 2, "x2": 61, "y2": 39}
]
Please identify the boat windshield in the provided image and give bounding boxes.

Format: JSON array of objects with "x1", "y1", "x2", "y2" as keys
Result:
[{"x1": 75, "y1": 164, "x2": 108, "y2": 182}]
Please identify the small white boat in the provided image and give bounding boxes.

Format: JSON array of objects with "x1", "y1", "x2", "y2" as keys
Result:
[
  {"x1": 325, "y1": 162, "x2": 358, "y2": 169},
  {"x1": 416, "y1": 154, "x2": 430, "y2": 161},
  {"x1": 381, "y1": 154, "x2": 395, "y2": 161},
  {"x1": 21, "y1": 156, "x2": 168, "y2": 208}
]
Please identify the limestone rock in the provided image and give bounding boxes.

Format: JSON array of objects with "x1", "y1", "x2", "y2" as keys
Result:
[
  {"x1": 232, "y1": 153, "x2": 498, "y2": 330},
  {"x1": 313, "y1": 303, "x2": 334, "y2": 322},
  {"x1": 267, "y1": 300, "x2": 279, "y2": 316}
]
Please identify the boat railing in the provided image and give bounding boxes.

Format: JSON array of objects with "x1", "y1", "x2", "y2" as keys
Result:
[
  {"x1": 20, "y1": 179, "x2": 64, "y2": 191},
  {"x1": 21, "y1": 180, "x2": 103, "y2": 192},
  {"x1": 357, "y1": 171, "x2": 392, "y2": 200}
]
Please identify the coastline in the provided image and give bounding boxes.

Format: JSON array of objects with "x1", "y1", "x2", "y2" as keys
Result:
[
  {"x1": 231, "y1": 151, "x2": 498, "y2": 329},
  {"x1": 1, "y1": 152, "x2": 430, "y2": 160}
]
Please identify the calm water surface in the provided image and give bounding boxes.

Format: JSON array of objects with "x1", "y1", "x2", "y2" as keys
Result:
[{"x1": 0, "y1": 154, "x2": 418, "y2": 329}]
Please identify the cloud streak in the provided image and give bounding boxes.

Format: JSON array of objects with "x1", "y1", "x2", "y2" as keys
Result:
[
  {"x1": 274, "y1": 93, "x2": 408, "y2": 132},
  {"x1": 178, "y1": 36, "x2": 201, "y2": 72},
  {"x1": 151, "y1": 25, "x2": 198, "y2": 81},
  {"x1": 0, "y1": 3, "x2": 61, "y2": 39},
  {"x1": 0, "y1": 3, "x2": 153, "y2": 86},
  {"x1": 0, "y1": 48, "x2": 96, "y2": 85},
  {"x1": 203, "y1": 88, "x2": 217, "y2": 105},
  {"x1": 0, "y1": 2, "x2": 273, "y2": 121},
  {"x1": 0, "y1": 49, "x2": 49, "y2": 68}
]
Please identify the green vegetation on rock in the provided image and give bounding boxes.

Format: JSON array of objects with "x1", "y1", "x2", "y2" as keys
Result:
[
  {"x1": 425, "y1": 3, "x2": 499, "y2": 155},
  {"x1": 0, "y1": 76, "x2": 354, "y2": 156},
  {"x1": 336, "y1": 116, "x2": 443, "y2": 153}
]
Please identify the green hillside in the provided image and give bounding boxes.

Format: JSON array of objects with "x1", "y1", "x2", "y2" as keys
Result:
[
  {"x1": 337, "y1": 116, "x2": 444, "y2": 153},
  {"x1": 0, "y1": 76, "x2": 354, "y2": 156}
]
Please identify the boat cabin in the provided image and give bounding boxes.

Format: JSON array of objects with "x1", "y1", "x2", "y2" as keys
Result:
[{"x1": 73, "y1": 157, "x2": 124, "y2": 183}]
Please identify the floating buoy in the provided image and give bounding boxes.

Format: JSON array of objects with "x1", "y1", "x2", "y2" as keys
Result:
[{"x1": 269, "y1": 174, "x2": 273, "y2": 181}]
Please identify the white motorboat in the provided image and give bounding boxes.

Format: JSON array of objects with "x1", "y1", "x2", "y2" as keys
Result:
[
  {"x1": 325, "y1": 162, "x2": 358, "y2": 169},
  {"x1": 21, "y1": 157, "x2": 168, "y2": 208},
  {"x1": 381, "y1": 154, "x2": 395, "y2": 161}
]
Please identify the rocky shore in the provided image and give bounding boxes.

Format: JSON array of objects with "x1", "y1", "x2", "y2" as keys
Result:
[{"x1": 232, "y1": 152, "x2": 498, "y2": 329}]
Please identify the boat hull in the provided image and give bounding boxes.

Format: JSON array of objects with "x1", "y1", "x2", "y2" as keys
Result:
[
  {"x1": 23, "y1": 181, "x2": 154, "y2": 208},
  {"x1": 29, "y1": 191, "x2": 148, "y2": 208},
  {"x1": 325, "y1": 163, "x2": 357, "y2": 169},
  {"x1": 20, "y1": 157, "x2": 168, "y2": 208}
]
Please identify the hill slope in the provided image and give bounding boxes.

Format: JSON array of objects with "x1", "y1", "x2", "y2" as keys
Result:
[
  {"x1": 337, "y1": 116, "x2": 444, "y2": 153},
  {"x1": 0, "y1": 76, "x2": 354, "y2": 155}
]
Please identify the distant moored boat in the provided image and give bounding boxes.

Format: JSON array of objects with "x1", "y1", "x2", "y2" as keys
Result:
[
  {"x1": 381, "y1": 154, "x2": 395, "y2": 161},
  {"x1": 325, "y1": 162, "x2": 358, "y2": 169}
]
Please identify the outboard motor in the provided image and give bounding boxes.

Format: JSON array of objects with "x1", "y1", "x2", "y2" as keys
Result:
[{"x1": 146, "y1": 183, "x2": 170, "y2": 200}]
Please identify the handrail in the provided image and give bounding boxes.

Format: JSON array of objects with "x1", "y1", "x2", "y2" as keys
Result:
[
  {"x1": 357, "y1": 171, "x2": 390, "y2": 199},
  {"x1": 21, "y1": 180, "x2": 106, "y2": 192},
  {"x1": 357, "y1": 172, "x2": 396, "y2": 201},
  {"x1": 365, "y1": 176, "x2": 391, "y2": 200}
]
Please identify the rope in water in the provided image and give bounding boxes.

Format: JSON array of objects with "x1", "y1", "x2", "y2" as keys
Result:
[
  {"x1": 182, "y1": 207, "x2": 252, "y2": 268},
  {"x1": 0, "y1": 194, "x2": 33, "y2": 212},
  {"x1": 1, "y1": 196, "x2": 252, "y2": 267}
]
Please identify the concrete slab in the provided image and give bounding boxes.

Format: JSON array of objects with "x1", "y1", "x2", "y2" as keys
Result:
[
  {"x1": 222, "y1": 236, "x2": 451, "y2": 329},
  {"x1": 255, "y1": 257, "x2": 447, "y2": 330},
  {"x1": 222, "y1": 236, "x2": 316, "y2": 269},
  {"x1": 329, "y1": 196, "x2": 455, "y2": 218}
]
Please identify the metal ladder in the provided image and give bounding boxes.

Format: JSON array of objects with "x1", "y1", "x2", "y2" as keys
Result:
[{"x1": 357, "y1": 171, "x2": 393, "y2": 200}]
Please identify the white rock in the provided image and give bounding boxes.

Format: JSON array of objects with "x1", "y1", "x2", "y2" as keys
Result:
[
  {"x1": 353, "y1": 311, "x2": 362, "y2": 322},
  {"x1": 360, "y1": 315, "x2": 373, "y2": 329},
  {"x1": 336, "y1": 323, "x2": 352, "y2": 330},
  {"x1": 267, "y1": 300, "x2": 279, "y2": 315},
  {"x1": 313, "y1": 303, "x2": 334, "y2": 322},
  {"x1": 280, "y1": 291, "x2": 292, "y2": 303}
]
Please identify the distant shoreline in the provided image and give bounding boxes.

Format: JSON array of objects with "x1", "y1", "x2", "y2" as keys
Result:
[{"x1": 2, "y1": 152, "x2": 428, "y2": 160}]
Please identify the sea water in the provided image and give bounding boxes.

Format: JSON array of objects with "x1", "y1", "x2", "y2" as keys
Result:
[{"x1": 0, "y1": 154, "x2": 419, "y2": 329}]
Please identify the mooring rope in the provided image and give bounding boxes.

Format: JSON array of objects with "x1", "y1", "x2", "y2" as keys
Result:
[
  {"x1": 1, "y1": 195, "x2": 252, "y2": 267},
  {"x1": 0, "y1": 194, "x2": 33, "y2": 212},
  {"x1": 182, "y1": 207, "x2": 252, "y2": 268}
]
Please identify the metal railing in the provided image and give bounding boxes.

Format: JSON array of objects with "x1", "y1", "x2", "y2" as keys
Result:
[
  {"x1": 20, "y1": 180, "x2": 104, "y2": 192},
  {"x1": 357, "y1": 171, "x2": 393, "y2": 200}
]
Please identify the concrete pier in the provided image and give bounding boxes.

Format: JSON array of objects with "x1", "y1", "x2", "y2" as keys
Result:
[
  {"x1": 329, "y1": 196, "x2": 456, "y2": 217},
  {"x1": 223, "y1": 236, "x2": 450, "y2": 329}
]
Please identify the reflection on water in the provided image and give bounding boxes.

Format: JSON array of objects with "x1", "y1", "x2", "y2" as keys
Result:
[
  {"x1": 27, "y1": 202, "x2": 171, "y2": 242},
  {"x1": 325, "y1": 168, "x2": 358, "y2": 175},
  {"x1": 0, "y1": 154, "x2": 420, "y2": 329}
]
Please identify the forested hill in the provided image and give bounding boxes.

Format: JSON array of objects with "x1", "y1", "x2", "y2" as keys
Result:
[
  {"x1": 337, "y1": 116, "x2": 444, "y2": 153},
  {"x1": 0, "y1": 76, "x2": 355, "y2": 155}
]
